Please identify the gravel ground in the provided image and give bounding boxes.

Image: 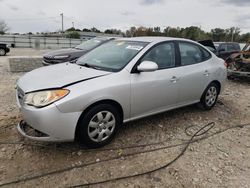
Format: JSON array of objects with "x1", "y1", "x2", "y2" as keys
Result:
[{"x1": 0, "y1": 49, "x2": 250, "y2": 188}]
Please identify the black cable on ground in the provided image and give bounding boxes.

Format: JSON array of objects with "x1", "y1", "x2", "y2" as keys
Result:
[
  {"x1": 0, "y1": 122, "x2": 249, "y2": 187},
  {"x1": 0, "y1": 121, "x2": 216, "y2": 154},
  {"x1": 0, "y1": 139, "x2": 189, "y2": 187},
  {"x1": 0, "y1": 123, "x2": 210, "y2": 154},
  {"x1": 69, "y1": 122, "x2": 215, "y2": 187}
]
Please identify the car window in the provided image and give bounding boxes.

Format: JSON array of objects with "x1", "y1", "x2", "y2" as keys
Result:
[
  {"x1": 227, "y1": 44, "x2": 236, "y2": 52},
  {"x1": 141, "y1": 42, "x2": 175, "y2": 69},
  {"x1": 179, "y1": 42, "x2": 203, "y2": 65},
  {"x1": 75, "y1": 38, "x2": 107, "y2": 50},
  {"x1": 220, "y1": 44, "x2": 227, "y2": 51},
  {"x1": 233, "y1": 44, "x2": 240, "y2": 51},
  {"x1": 200, "y1": 47, "x2": 212, "y2": 59},
  {"x1": 77, "y1": 40, "x2": 148, "y2": 72}
]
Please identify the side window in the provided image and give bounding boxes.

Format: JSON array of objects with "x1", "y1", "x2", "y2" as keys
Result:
[
  {"x1": 141, "y1": 42, "x2": 175, "y2": 69},
  {"x1": 233, "y1": 44, "x2": 240, "y2": 51},
  {"x1": 179, "y1": 42, "x2": 203, "y2": 66},
  {"x1": 220, "y1": 44, "x2": 227, "y2": 51},
  {"x1": 200, "y1": 47, "x2": 211, "y2": 60},
  {"x1": 227, "y1": 44, "x2": 235, "y2": 52}
]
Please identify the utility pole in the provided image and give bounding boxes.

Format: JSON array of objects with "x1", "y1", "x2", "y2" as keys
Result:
[
  {"x1": 231, "y1": 27, "x2": 235, "y2": 42},
  {"x1": 198, "y1": 25, "x2": 201, "y2": 40},
  {"x1": 72, "y1": 22, "x2": 74, "y2": 28},
  {"x1": 60, "y1": 13, "x2": 64, "y2": 33}
]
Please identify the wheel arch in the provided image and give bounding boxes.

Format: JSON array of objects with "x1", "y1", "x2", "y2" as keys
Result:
[
  {"x1": 201, "y1": 80, "x2": 221, "y2": 101},
  {"x1": 74, "y1": 99, "x2": 124, "y2": 140},
  {"x1": 0, "y1": 48, "x2": 6, "y2": 56},
  {"x1": 209, "y1": 80, "x2": 221, "y2": 94}
]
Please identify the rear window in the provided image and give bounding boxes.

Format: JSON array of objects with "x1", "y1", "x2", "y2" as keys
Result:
[
  {"x1": 179, "y1": 42, "x2": 203, "y2": 66},
  {"x1": 200, "y1": 47, "x2": 211, "y2": 60},
  {"x1": 179, "y1": 42, "x2": 212, "y2": 66},
  {"x1": 227, "y1": 44, "x2": 240, "y2": 51}
]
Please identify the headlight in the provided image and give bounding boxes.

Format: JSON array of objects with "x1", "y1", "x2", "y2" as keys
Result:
[
  {"x1": 53, "y1": 55, "x2": 70, "y2": 59},
  {"x1": 24, "y1": 89, "x2": 69, "y2": 108}
]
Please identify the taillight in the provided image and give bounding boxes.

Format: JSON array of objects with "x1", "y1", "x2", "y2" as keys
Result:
[{"x1": 224, "y1": 61, "x2": 228, "y2": 68}]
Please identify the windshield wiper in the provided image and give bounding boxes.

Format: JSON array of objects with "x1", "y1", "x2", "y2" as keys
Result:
[
  {"x1": 78, "y1": 63, "x2": 102, "y2": 70},
  {"x1": 74, "y1": 47, "x2": 82, "y2": 50}
]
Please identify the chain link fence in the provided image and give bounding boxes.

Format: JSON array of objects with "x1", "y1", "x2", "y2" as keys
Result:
[{"x1": 0, "y1": 35, "x2": 85, "y2": 49}]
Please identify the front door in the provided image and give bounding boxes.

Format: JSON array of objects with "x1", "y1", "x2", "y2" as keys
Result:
[{"x1": 130, "y1": 42, "x2": 180, "y2": 118}]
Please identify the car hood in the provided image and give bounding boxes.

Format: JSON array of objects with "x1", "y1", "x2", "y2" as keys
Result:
[
  {"x1": 43, "y1": 48, "x2": 88, "y2": 57},
  {"x1": 17, "y1": 63, "x2": 110, "y2": 93}
]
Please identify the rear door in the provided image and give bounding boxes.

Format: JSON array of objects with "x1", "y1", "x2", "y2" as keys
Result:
[{"x1": 175, "y1": 41, "x2": 212, "y2": 105}]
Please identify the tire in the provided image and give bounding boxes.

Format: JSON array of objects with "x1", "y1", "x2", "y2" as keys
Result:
[
  {"x1": 199, "y1": 82, "x2": 219, "y2": 110},
  {"x1": 0, "y1": 49, "x2": 6, "y2": 56},
  {"x1": 76, "y1": 104, "x2": 122, "y2": 148}
]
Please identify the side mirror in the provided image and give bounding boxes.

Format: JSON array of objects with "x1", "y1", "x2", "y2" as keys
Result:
[
  {"x1": 137, "y1": 61, "x2": 158, "y2": 72},
  {"x1": 70, "y1": 58, "x2": 78, "y2": 64}
]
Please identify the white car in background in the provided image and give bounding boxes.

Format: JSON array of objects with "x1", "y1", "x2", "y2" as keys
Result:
[{"x1": 16, "y1": 37, "x2": 227, "y2": 148}]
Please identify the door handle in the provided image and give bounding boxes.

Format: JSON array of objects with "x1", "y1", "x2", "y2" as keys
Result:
[
  {"x1": 170, "y1": 76, "x2": 179, "y2": 83},
  {"x1": 203, "y1": 70, "x2": 210, "y2": 76}
]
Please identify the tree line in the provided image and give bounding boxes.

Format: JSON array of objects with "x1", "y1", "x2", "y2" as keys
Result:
[
  {"x1": 1, "y1": 19, "x2": 249, "y2": 42},
  {"x1": 66, "y1": 26, "x2": 250, "y2": 42}
]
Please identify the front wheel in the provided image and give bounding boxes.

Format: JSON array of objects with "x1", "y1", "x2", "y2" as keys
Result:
[
  {"x1": 199, "y1": 83, "x2": 219, "y2": 110},
  {"x1": 76, "y1": 104, "x2": 122, "y2": 148},
  {"x1": 0, "y1": 49, "x2": 6, "y2": 56}
]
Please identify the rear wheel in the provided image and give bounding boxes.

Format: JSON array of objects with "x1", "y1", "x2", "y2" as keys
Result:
[
  {"x1": 0, "y1": 49, "x2": 6, "y2": 56},
  {"x1": 200, "y1": 83, "x2": 219, "y2": 110},
  {"x1": 76, "y1": 104, "x2": 121, "y2": 148}
]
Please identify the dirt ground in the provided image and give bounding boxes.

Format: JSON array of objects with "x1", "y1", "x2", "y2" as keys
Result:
[{"x1": 0, "y1": 49, "x2": 250, "y2": 188}]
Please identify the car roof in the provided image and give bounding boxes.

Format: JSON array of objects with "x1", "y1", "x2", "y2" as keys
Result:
[
  {"x1": 93, "y1": 36, "x2": 119, "y2": 40},
  {"x1": 214, "y1": 42, "x2": 239, "y2": 45},
  {"x1": 116, "y1": 36, "x2": 195, "y2": 43}
]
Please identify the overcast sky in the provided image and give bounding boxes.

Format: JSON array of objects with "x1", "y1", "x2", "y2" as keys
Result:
[{"x1": 0, "y1": 0, "x2": 250, "y2": 33}]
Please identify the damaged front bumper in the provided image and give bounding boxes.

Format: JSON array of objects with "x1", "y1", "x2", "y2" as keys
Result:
[{"x1": 17, "y1": 120, "x2": 52, "y2": 141}]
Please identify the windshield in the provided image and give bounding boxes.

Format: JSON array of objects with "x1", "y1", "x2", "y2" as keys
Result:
[
  {"x1": 75, "y1": 38, "x2": 107, "y2": 50},
  {"x1": 77, "y1": 40, "x2": 148, "y2": 72}
]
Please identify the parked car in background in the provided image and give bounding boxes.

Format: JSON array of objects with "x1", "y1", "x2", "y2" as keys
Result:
[
  {"x1": 42, "y1": 37, "x2": 116, "y2": 65},
  {"x1": 226, "y1": 43, "x2": 250, "y2": 78},
  {"x1": 16, "y1": 37, "x2": 226, "y2": 148},
  {"x1": 0, "y1": 43, "x2": 10, "y2": 56},
  {"x1": 214, "y1": 42, "x2": 240, "y2": 60}
]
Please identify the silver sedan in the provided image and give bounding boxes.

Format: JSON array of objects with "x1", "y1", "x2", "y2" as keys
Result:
[{"x1": 16, "y1": 37, "x2": 227, "y2": 148}]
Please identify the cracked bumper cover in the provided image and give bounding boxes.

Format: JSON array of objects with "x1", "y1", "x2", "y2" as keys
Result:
[{"x1": 17, "y1": 101, "x2": 81, "y2": 142}]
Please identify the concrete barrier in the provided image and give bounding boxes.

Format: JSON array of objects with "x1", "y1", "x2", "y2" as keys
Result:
[{"x1": 9, "y1": 56, "x2": 43, "y2": 72}]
